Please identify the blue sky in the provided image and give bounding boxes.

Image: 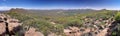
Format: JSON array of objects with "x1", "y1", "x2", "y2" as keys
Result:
[{"x1": 0, "y1": 0, "x2": 120, "y2": 10}]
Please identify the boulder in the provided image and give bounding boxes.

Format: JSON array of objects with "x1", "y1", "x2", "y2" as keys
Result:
[
  {"x1": 0, "y1": 23, "x2": 6, "y2": 35},
  {"x1": 25, "y1": 27, "x2": 44, "y2": 36}
]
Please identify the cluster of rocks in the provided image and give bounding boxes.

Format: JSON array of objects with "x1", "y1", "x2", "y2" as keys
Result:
[
  {"x1": 64, "y1": 26, "x2": 82, "y2": 36},
  {"x1": 64, "y1": 16, "x2": 115, "y2": 36}
]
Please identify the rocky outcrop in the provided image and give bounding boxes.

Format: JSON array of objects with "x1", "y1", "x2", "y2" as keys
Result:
[
  {"x1": 64, "y1": 16, "x2": 115, "y2": 36},
  {"x1": 0, "y1": 14, "x2": 44, "y2": 36},
  {"x1": 25, "y1": 27, "x2": 44, "y2": 36},
  {"x1": 0, "y1": 14, "x2": 22, "y2": 36},
  {"x1": 0, "y1": 22, "x2": 6, "y2": 35}
]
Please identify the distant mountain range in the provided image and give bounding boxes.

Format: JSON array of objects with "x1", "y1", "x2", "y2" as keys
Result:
[
  {"x1": 4, "y1": 8, "x2": 101, "y2": 16},
  {"x1": 6, "y1": 8, "x2": 102, "y2": 13},
  {"x1": 1, "y1": 8, "x2": 117, "y2": 16}
]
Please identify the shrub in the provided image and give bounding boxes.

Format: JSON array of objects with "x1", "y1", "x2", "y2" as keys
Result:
[
  {"x1": 115, "y1": 12, "x2": 120, "y2": 21},
  {"x1": 52, "y1": 24, "x2": 64, "y2": 35},
  {"x1": 111, "y1": 24, "x2": 120, "y2": 36},
  {"x1": 64, "y1": 19, "x2": 83, "y2": 28}
]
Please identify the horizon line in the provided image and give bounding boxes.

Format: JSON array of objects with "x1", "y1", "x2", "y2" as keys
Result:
[{"x1": 0, "y1": 6, "x2": 120, "y2": 11}]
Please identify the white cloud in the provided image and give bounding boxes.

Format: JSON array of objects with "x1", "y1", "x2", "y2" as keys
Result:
[
  {"x1": 0, "y1": 6, "x2": 25, "y2": 10},
  {"x1": 0, "y1": 6, "x2": 11, "y2": 10}
]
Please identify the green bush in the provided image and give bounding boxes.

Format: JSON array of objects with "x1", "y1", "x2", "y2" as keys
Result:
[
  {"x1": 112, "y1": 32, "x2": 117, "y2": 36},
  {"x1": 64, "y1": 19, "x2": 83, "y2": 28},
  {"x1": 52, "y1": 24, "x2": 64, "y2": 35},
  {"x1": 111, "y1": 24, "x2": 120, "y2": 36},
  {"x1": 115, "y1": 12, "x2": 120, "y2": 21}
]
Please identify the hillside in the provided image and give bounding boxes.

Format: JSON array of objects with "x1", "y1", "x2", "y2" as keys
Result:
[{"x1": 0, "y1": 8, "x2": 120, "y2": 36}]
